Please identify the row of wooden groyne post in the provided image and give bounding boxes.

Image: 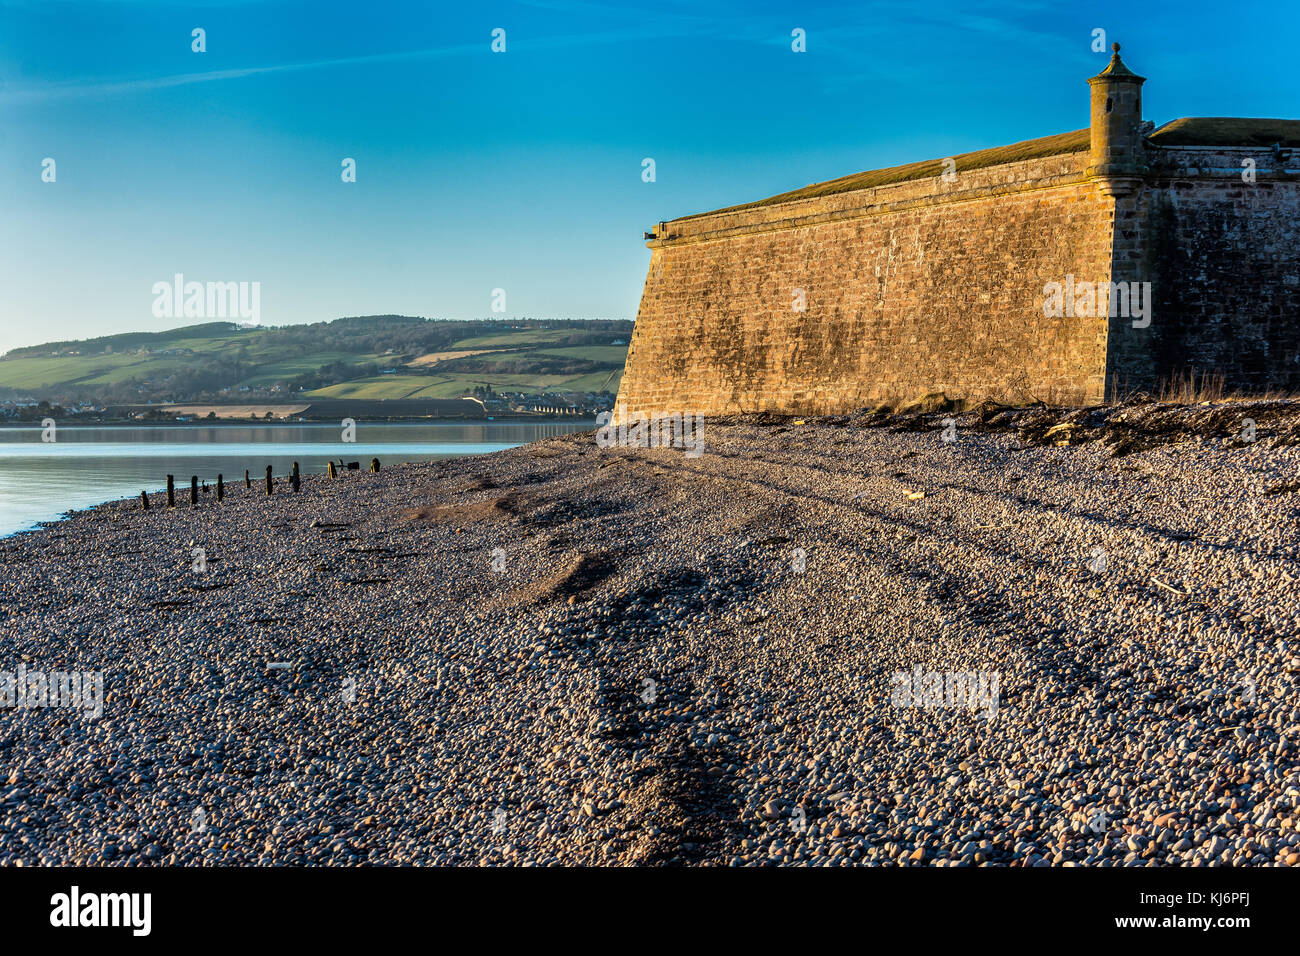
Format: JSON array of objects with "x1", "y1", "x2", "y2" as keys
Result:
[{"x1": 139, "y1": 458, "x2": 381, "y2": 509}]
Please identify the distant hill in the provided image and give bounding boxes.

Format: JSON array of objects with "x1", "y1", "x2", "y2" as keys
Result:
[{"x1": 0, "y1": 316, "x2": 634, "y2": 404}]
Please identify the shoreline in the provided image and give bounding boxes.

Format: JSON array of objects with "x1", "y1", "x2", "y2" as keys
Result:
[
  {"x1": 0, "y1": 416, "x2": 600, "y2": 428},
  {"x1": 0, "y1": 420, "x2": 597, "y2": 540},
  {"x1": 2, "y1": 400, "x2": 1299, "y2": 865}
]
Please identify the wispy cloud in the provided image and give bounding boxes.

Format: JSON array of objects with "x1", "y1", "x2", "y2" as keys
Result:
[
  {"x1": 0, "y1": 46, "x2": 472, "y2": 103},
  {"x1": 0, "y1": 28, "x2": 696, "y2": 104}
]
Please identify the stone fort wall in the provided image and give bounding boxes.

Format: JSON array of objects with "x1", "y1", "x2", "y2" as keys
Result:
[
  {"x1": 617, "y1": 45, "x2": 1300, "y2": 418},
  {"x1": 617, "y1": 150, "x2": 1119, "y2": 419}
]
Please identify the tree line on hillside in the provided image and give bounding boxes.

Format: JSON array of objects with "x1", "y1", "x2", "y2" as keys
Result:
[{"x1": 5, "y1": 317, "x2": 630, "y2": 361}]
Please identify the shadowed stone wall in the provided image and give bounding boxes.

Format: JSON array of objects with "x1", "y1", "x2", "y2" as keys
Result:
[{"x1": 1112, "y1": 152, "x2": 1300, "y2": 394}]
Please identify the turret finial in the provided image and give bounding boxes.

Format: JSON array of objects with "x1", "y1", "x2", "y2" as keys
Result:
[{"x1": 1093, "y1": 41, "x2": 1141, "y2": 79}]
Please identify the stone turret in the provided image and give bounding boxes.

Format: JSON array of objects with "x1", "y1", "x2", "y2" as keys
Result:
[{"x1": 1087, "y1": 43, "x2": 1146, "y2": 196}]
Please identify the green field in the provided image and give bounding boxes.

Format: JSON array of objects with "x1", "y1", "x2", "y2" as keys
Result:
[{"x1": 0, "y1": 317, "x2": 632, "y2": 404}]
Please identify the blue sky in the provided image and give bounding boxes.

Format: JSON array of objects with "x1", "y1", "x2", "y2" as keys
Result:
[{"x1": 1, "y1": 0, "x2": 1296, "y2": 354}]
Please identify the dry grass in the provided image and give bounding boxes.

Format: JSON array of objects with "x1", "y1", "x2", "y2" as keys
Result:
[
  {"x1": 678, "y1": 117, "x2": 1300, "y2": 224},
  {"x1": 681, "y1": 128, "x2": 1089, "y2": 220},
  {"x1": 1156, "y1": 369, "x2": 1228, "y2": 404},
  {"x1": 1152, "y1": 370, "x2": 1300, "y2": 405},
  {"x1": 1103, "y1": 370, "x2": 1300, "y2": 406},
  {"x1": 1148, "y1": 117, "x2": 1300, "y2": 148}
]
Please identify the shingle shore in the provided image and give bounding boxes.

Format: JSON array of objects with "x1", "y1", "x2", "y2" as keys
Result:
[{"x1": 1, "y1": 402, "x2": 1298, "y2": 866}]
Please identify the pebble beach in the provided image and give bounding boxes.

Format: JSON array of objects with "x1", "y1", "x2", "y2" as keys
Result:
[{"x1": 2, "y1": 399, "x2": 1299, "y2": 866}]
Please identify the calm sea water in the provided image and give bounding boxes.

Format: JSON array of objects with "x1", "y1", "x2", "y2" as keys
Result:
[{"x1": 0, "y1": 421, "x2": 592, "y2": 538}]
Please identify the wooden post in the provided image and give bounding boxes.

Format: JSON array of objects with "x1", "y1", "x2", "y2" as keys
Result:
[
  {"x1": 291, "y1": 461, "x2": 300, "y2": 493},
  {"x1": 244, "y1": 469, "x2": 251, "y2": 489},
  {"x1": 217, "y1": 474, "x2": 224, "y2": 501},
  {"x1": 140, "y1": 490, "x2": 150, "y2": 511},
  {"x1": 190, "y1": 475, "x2": 198, "y2": 505},
  {"x1": 265, "y1": 465, "x2": 273, "y2": 495},
  {"x1": 327, "y1": 461, "x2": 337, "y2": 479},
  {"x1": 166, "y1": 475, "x2": 175, "y2": 508},
  {"x1": 370, "y1": 457, "x2": 380, "y2": 473}
]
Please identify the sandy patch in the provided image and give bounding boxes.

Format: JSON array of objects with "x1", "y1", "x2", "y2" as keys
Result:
[
  {"x1": 402, "y1": 490, "x2": 532, "y2": 524},
  {"x1": 406, "y1": 348, "x2": 509, "y2": 367},
  {"x1": 164, "y1": 404, "x2": 311, "y2": 419}
]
